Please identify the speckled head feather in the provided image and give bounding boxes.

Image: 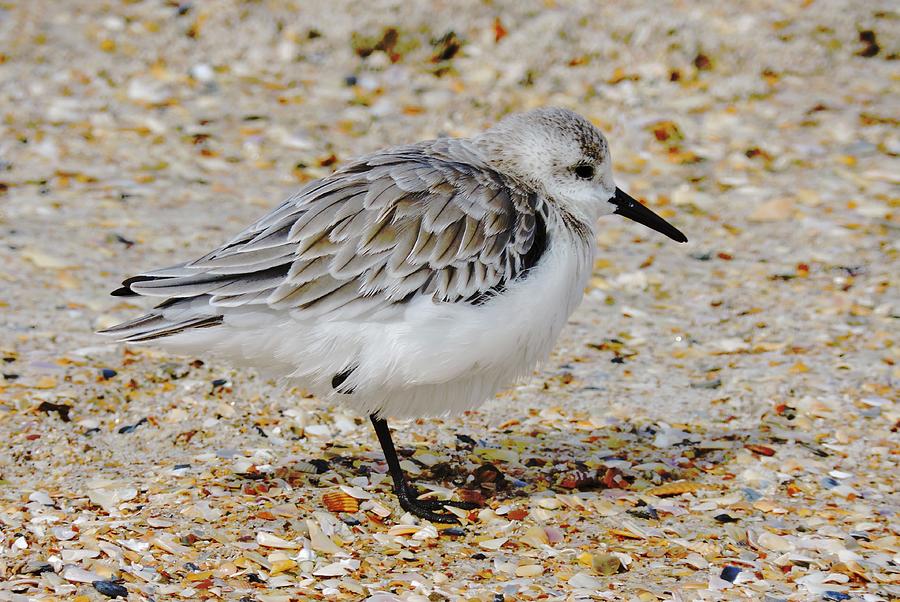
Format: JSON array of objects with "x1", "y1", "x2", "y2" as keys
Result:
[{"x1": 474, "y1": 107, "x2": 616, "y2": 218}]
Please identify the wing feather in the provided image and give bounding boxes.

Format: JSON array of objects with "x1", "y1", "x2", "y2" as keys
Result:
[{"x1": 104, "y1": 138, "x2": 547, "y2": 340}]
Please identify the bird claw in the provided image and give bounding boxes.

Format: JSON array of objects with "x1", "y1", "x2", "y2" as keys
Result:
[{"x1": 397, "y1": 484, "x2": 477, "y2": 523}]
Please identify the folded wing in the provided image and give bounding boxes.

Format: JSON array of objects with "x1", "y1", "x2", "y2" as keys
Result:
[{"x1": 100, "y1": 138, "x2": 546, "y2": 342}]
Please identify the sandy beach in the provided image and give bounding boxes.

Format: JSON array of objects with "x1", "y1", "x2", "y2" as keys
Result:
[{"x1": 0, "y1": 1, "x2": 897, "y2": 600}]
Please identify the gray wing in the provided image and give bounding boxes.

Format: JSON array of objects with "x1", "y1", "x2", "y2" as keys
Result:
[{"x1": 101, "y1": 138, "x2": 546, "y2": 341}]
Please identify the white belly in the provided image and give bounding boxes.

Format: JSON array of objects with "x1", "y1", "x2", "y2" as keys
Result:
[{"x1": 158, "y1": 229, "x2": 595, "y2": 418}]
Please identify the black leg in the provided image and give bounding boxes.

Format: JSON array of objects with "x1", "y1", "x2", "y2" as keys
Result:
[{"x1": 369, "y1": 414, "x2": 477, "y2": 523}]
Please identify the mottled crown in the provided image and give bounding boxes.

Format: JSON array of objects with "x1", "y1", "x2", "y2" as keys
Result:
[{"x1": 473, "y1": 107, "x2": 610, "y2": 187}]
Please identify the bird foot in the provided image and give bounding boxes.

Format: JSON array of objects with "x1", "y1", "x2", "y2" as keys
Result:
[{"x1": 398, "y1": 484, "x2": 478, "y2": 523}]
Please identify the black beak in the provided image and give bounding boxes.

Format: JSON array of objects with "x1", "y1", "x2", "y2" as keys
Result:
[{"x1": 611, "y1": 188, "x2": 688, "y2": 243}]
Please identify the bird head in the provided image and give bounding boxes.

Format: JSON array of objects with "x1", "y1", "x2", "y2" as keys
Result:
[{"x1": 476, "y1": 107, "x2": 687, "y2": 243}]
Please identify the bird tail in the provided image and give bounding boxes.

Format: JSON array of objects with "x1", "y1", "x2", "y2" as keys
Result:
[{"x1": 97, "y1": 298, "x2": 223, "y2": 343}]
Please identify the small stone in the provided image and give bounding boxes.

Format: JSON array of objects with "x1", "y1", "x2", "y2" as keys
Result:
[
  {"x1": 93, "y1": 580, "x2": 128, "y2": 599},
  {"x1": 714, "y1": 513, "x2": 739, "y2": 523},
  {"x1": 720, "y1": 566, "x2": 741, "y2": 583}
]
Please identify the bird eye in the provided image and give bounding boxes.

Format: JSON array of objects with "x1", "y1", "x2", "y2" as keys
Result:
[{"x1": 574, "y1": 164, "x2": 594, "y2": 180}]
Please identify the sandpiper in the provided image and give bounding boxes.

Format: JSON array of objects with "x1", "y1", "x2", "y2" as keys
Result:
[{"x1": 101, "y1": 107, "x2": 687, "y2": 522}]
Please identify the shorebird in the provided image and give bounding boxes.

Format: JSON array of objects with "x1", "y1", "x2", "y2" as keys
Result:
[{"x1": 100, "y1": 107, "x2": 687, "y2": 522}]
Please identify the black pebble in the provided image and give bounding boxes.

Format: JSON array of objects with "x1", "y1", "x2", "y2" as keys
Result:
[
  {"x1": 471, "y1": 553, "x2": 486, "y2": 560},
  {"x1": 211, "y1": 378, "x2": 228, "y2": 387},
  {"x1": 443, "y1": 527, "x2": 465, "y2": 536},
  {"x1": 342, "y1": 516, "x2": 361, "y2": 526},
  {"x1": 173, "y1": 463, "x2": 191, "y2": 470},
  {"x1": 247, "y1": 573, "x2": 264, "y2": 584},
  {"x1": 455, "y1": 433, "x2": 477, "y2": 447},
  {"x1": 823, "y1": 592, "x2": 851, "y2": 601},
  {"x1": 184, "y1": 562, "x2": 200, "y2": 571},
  {"x1": 719, "y1": 565, "x2": 741, "y2": 582},
  {"x1": 309, "y1": 459, "x2": 330, "y2": 474},
  {"x1": 714, "y1": 513, "x2": 739, "y2": 523},
  {"x1": 100, "y1": 368, "x2": 117, "y2": 379},
  {"x1": 344, "y1": 75, "x2": 358, "y2": 86},
  {"x1": 93, "y1": 580, "x2": 128, "y2": 599}
]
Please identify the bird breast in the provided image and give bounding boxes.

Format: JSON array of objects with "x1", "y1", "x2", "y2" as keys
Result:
[{"x1": 358, "y1": 208, "x2": 597, "y2": 389}]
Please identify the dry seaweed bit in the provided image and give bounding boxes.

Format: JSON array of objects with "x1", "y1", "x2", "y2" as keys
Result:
[
  {"x1": 36, "y1": 400, "x2": 72, "y2": 422},
  {"x1": 117, "y1": 417, "x2": 147, "y2": 434},
  {"x1": 856, "y1": 30, "x2": 880, "y2": 57},
  {"x1": 352, "y1": 27, "x2": 400, "y2": 60},
  {"x1": 113, "y1": 233, "x2": 134, "y2": 247},
  {"x1": 431, "y1": 31, "x2": 463, "y2": 62}
]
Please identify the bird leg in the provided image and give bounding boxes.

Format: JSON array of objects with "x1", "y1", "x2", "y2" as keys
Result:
[{"x1": 369, "y1": 414, "x2": 477, "y2": 523}]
